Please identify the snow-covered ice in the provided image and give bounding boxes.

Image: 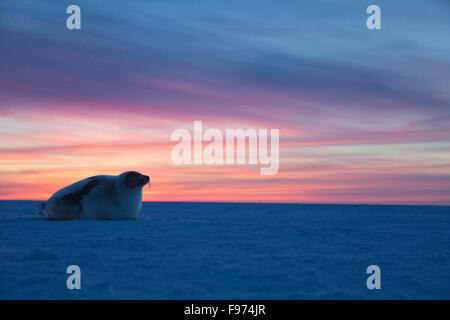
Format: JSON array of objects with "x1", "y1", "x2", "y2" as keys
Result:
[{"x1": 0, "y1": 201, "x2": 449, "y2": 299}]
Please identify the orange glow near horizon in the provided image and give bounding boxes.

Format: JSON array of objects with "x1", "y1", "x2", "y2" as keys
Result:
[{"x1": 1, "y1": 111, "x2": 449, "y2": 205}]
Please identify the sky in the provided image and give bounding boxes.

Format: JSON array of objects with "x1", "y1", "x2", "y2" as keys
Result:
[{"x1": 0, "y1": 0, "x2": 449, "y2": 204}]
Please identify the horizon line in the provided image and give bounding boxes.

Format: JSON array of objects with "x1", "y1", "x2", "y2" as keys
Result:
[{"x1": 1, "y1": 199, "x2": 449, "y2": 207}]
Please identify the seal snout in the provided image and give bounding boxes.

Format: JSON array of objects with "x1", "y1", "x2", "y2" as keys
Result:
[
  {"x1": 140, "y1": 175, "x2": 150, "y2": 186},
  {"x1": 134, "y1": 174, "x2": 149, "y2": 187}
]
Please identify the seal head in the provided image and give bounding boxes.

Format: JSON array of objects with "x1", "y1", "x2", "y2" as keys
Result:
[{"x1": 121, "y1": 171, "x2": 150, "y2": 189}]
